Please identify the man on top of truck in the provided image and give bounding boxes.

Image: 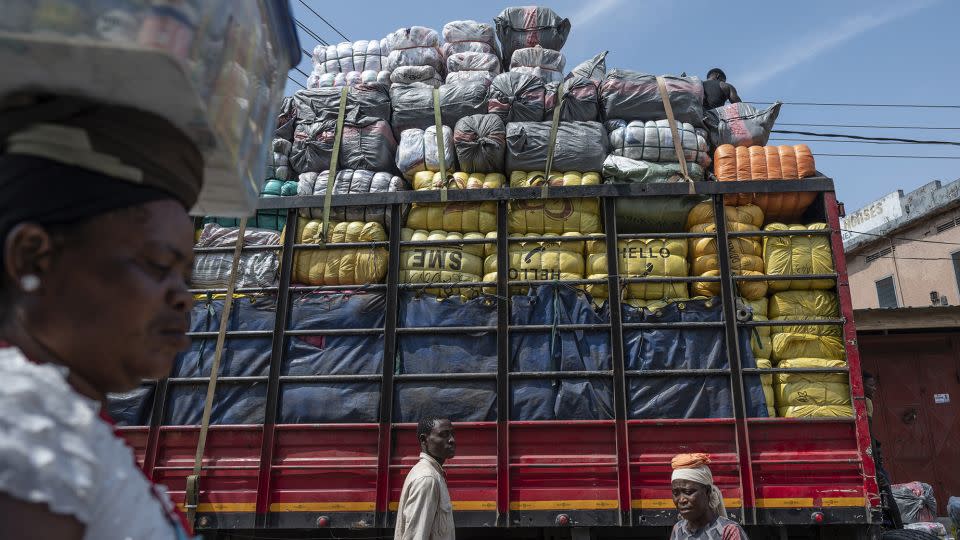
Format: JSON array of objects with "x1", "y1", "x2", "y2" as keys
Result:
[
  {"x1": 670, "y1": 453, "x2": 749, "y2": 539},
  {"x1": 394, "y1": 417, "x2": 457, "y2": 540},
  {"x1": 703, "y1": 68, "x2": 742, "y2": 109}
]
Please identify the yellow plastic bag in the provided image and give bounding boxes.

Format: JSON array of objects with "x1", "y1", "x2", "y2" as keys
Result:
[
  {"x1": 774, "y1": 358, "x2": 851, "y2": 415},
  {"x1": 746, "y1": 297, "x2": 772, "y2": 361},
  {"x1": 292, "y1": 218, "x2": 388, "y2": 285},
  {"x1": 585, "y1": 236, "x2": 688, "y2": 301},
  {"x1": 507, "y1": 171, "x2": 601, "y2": 234},
  {"x1": 482, "y1": 232, "x2": 586, "y2": 293},
  {"x1": 763, "y1": 223, "x2": 835, "y2": 291},
  {"x1": 769, "y1": 291, "x2": 844, "y2": 361},
  {"x1": 405, "y1": 172, "x2": 504, "y2": 234},
  {"x1": 687, "y1": 203, "x2": 767, "y2": 300},
  {"x1": 756, "y1": 358, "x2": 776, "y2": 417},
  {"x1": 398, "y1": 228, "x2": 487, "y2": 298}
]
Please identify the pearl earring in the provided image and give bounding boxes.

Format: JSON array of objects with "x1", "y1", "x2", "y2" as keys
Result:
[{"x1": 20, "y1": 275, "x2": 40, "y2": 292}]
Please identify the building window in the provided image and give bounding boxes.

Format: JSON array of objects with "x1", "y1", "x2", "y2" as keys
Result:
[
  {"x1": 876, "y1": 276, "x2": 898, "y2": 308},
  {"x1": 953, "y1": 250, "x2": 960, "y2": 295}
]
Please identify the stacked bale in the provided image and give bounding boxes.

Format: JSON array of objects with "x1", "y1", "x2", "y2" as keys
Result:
[
  {"x1": 399, "y1": 229, "x2": 487, "y2": 298},
  {"x1": 494, "y1": 6, "x2": 570, "y2": 71},
  {"x1": 482, "y1": 233, "x2": 587, "y2": 294},
  {"x1": 441, "y1": 20, "x2": 500, "y2": 85},
  {"x1": 396, "y1": 125, "x2": 456, "y2": 181},
  {"x1": 584, "y1": 236, "x2": 689, "y2": 306},
  {"x1": 192, "y1": 223, "x2": 281, "y2": 290},
  {"x1": 507, "y1": 171, "x2": 601, "y2": 234},
  {"x1": 406, "y1": 171, "x2": 503, "y2": 233},
  {"x1": 510, "y1": 45, "x2": 565, "y2": 83},
  {"x1": 685, "y1": 202, "x2": 767, "y2": 300},
  {"x1": 308, "y1": 39, "x2": 390, "y2": 89},
  {"x1": 715, "y1": 144, "x2": 818, "y2": 222},
  {"x1": 292, "y1": 218, "x2": 389, "y2": 286},
  {"x1": 298, "y1": 169, "x2": 406, "y2": 228},
  {"x1": 745, "y1": 298, "x2": 776, "y2": 417},
  {"x1": 383, "y1": 26, "x2": 445, "y2": 86}
]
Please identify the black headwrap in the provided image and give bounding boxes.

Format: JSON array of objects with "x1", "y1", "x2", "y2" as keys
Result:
[{"x1": 0, "y1": 94, "x2": 204, "y2": 245}]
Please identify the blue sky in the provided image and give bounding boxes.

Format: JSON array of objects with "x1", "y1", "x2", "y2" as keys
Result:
[{"x1": 284, "y1": 0, "x2": 960, "y2": 212}]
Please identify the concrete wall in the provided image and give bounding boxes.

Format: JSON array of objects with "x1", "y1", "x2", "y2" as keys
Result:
[{"x1": 847, "y1": 204, "x2": 960, "y2": 309}]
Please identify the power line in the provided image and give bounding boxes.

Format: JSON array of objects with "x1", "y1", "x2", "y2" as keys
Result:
[
  {"x1": 292, "y1": 66, "x2": 311, "y2": 79},
  {"x1": 817, "y1": 153, "x2": 960, "y2": 159},
  {"x1": 294, "y1": 19, "x2": 329, "y2": 47},
  {"x1": 297, "y1": 0, "x2": 350, "y2": 42},
  {"x1": 771, "y1": 129, "x2": 960, "y2": 147},
  {"x1": 287, "y1": 75, "x2": 306, "y2": 90},
  {"x1": 770, "y1": 138, "x2": 920, "y2": 145},
  {"x1": 778, "y1": 122, "x2": 960, "y2": 131},
  {"x1": 840, "y1": 229, "x2": 960, "y2": 246},
  {"x1": 749, "y1": 101, "x2": 960, "y2": 109}
]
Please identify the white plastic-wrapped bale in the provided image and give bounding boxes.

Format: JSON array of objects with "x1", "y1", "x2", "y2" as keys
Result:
[
  {"x1": 267, "y1": 138, "x2": 293, "y2": 181},
  {"x1": 311, "y1": 40, "x2": 387, "y2": 74},
  {"x1": 293, "y1": 84, "x2": 391, "y2": 124},
  {"x1": 606, "y1": 119, "x2": 712, "y2": 168},
  {"x1": 510, "y1": 46, "x2": 565, "y2": 83},
  {"x1": 383, "y1": 26, "x2": 444, "y2": 75},
  {"x1": 290, "y1": 117, "x2": 397, "y2": 174},
  {"x1": 445, "y1": 71, "x2": 494, "y2": 86},
  {"x1": 505, "y1": 121, "x2": 608, "y2": 173},
  {"x1": 192, "y1": 223, "x2": 280, "y2": 290},
  {"x1": 446, "y1": 51, "x2": 501, "y2": 80},
  {"x1": 390, "y1": 66, "x2": 443, "y2": 87},
  {"x1": 487, "y1": 72, "x2": 549, "y2": 123},
  {"x1": 454, "y1": 114, "x2": 506, "y2": 173},
  {"x1": 441, "y1": 20, "x2": 499, "y2": 58},
  {"x1": 309, "y1": 70, "x2": 391, "y2": 88},
  {"x1": 396, "y1": 126, "x2": 457, "y2": 181},
  {"x1": 390, "y1": 80, "x2": 489, "y2": 138},
  {"x1": 601, "y1": 70, "x2": 706, "y2": 127},
  {"x1": 494, "y1": 6, "x2": 570, "y2": 67},
  {"x1": 298, "y1": 169, "x2": 406, "y2": 227}
]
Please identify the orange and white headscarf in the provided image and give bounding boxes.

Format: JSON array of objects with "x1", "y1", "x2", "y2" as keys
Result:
[{"x1": 671, "y1": 453, "x2": 727, "y2": 517}]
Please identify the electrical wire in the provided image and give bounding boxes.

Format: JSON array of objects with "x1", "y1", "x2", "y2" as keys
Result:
[
  {"x1": 297, "y1": 0, "x2": 351, "y2": 42},
  {"x1": 840, "y1": 229, "x2": 960, "y2": 246},
  {"x1": 748, "y1": 101, "x2": 960, "y2": 109},
  {"x1": 817, "y1": 153, "x2": 960, "y2": 159},
  {"x1": 293, "y1": 66, "x2": 311, "y2": 79},
  {"x1": 295, "y1": 19, "x2": 329, "y2": 47},
  {"x1": 770, "y1": 138, "x2": 917, "y2": 145},
  {"x1": 771, "y1": 129, "x2": 960, "y2": 147},
  {"x1": 287, "y1": 75, "x2": 306, "y2": 90},
  {"x1": 778, "y1": 123, "x2": 960, "y2": 131}
]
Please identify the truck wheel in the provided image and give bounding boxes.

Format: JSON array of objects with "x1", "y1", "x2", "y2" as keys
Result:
[{"x1": 880, "y1": 530, "x2": 939, "y2": 540}]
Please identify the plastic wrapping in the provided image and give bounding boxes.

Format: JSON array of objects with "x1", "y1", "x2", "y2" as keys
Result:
[
  {"x1": 948, "y1": 496, "x2": 960, "y2": 530},
  {"x1": 549, "y1": 75, "x2": 601, "y2": 122},
  {"x1": 687, "y1": 202, "x2": 767, "y2": 300},
  {"x1": 390, "y1": 65, "x2": 443, "y2": 87},
  {"x1": 716, "y1": 144, "x2": 819, "y2": 222},
  {"x1": 510, "y1": 46, "x2": 565, "y2": 83},
  {"x1": 297, "y1": 169, "x2": 406, "y2": 227},
  {"x1": 494, "y1": 6, "x2": 571, "y2": 67},
  {"x1": 603, "y1": 155, "x2": 705, "y2": 183},
  {"x1": 290, "y1": 117, "x2": 397, "y2": 174},
  {"x1": 399, "y1": 228, "x2": 487, "y2": 299},
  {"x1": 441, "y1": 20, "x2": 499, "y2": 58},
  {"x1": 292, "y1": 83, "x2": 392, "y2": 125},
  {"x1": 292, "y1": 218, "x2": 389, "y2": 286},
  {"x1": 482, "y1": 233, "x2": 587, "y2": 294},
  {"x1": 106, "y1": 386, "x2": 155, "y2": 426},
  {"x1": 769, "y1": 291, "x2": 845, "y2": 362},
  {"x1": 508, "y1": 171, "x2": 601, "y2": 234},
  {"x1": 405, "y1": 172, "x2": 504, "y2": 234},
  {"x1": 488, "y1": 72, "x2": 549, "y2": 123},
  {"x1": 892, "y1": 482, "x2": 939, "y2": 524},
  {"x1": 601, "y1": 70, "x2": 705, "y2": 127},
  {"x1": 390, "y1": 81, "x2": 489, "y2": 137},
  {"x1": 310, "y1": 70, "x2": 392, "y2": 88},
  {"x1": 446, "y1": 51, "x2": 501, "y2": 77},
  {"x1": 311, "y1": 40, "x2": 386, "y2": 74},
  {"x1": 267, "y1": 138, "x2": 293, "y2": 181},
  {"x1": 705, "y1": 102, "x2": 781, "y2": 148},
  {"x1": 191, "y1": 223, "x2": 280, "y2": 290},
  {"x1": 396, "y1": 126, "x2": 456, "y2": 181},
  {"x1": 445, "y1": 71, "x2": 495, "y2": 85},
  {"x1": 585, "y1": 236, "x2": 689, "y2": 301},
  {"x1": 383, "y1": 26, "x2": 444, "y2": 74},
  {"x1": 276, "y1": 95, "x2": 297, "y2": 140},
  {"x1": 774, "y1": 358, "x2": 851, "y2": 417},
  {"x1": 569, "y1": 51, "x2": 608, "y2": 81},
  {"x1": 505, "y1": 121, "x2": 608, "y2": 172},
  {"x1": 606, "y1": 119, "x2": 711, "y2": 168},
  {"x1": 763, "y1": 223, "x2": 836, "y2": 291},
  {"x1": 454, "y1": 114, "x2": 506, "y2": 173}
]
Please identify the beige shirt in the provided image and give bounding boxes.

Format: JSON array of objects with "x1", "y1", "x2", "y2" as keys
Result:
[{"x1": 394, "y1": 453, "x2": 455, "y2": 540}]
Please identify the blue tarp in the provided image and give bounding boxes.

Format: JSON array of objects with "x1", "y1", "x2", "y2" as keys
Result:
[
  {"x1": 620, "y1": 298, "x2": 769, "y2": 419},
  {"x1": 106, "y1": 385, "x2": 155, "y2": 426}
]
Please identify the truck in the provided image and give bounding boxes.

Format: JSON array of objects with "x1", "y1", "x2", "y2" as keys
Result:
[{"x1": 111, "y1": 176, "x2": 882, "y2": 539}]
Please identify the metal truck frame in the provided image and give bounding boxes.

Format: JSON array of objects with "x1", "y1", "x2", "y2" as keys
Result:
[{"x1": 118, "y1": 178, "x2": 880, "y2": 539}]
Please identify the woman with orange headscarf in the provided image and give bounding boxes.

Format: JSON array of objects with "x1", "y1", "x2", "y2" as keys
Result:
[{"x1": 669, "y1": 453, "x2": 749, "y2": 539}]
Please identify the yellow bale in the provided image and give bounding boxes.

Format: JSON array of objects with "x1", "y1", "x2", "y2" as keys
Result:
[
  {"x1": 756, "y1": 358, "x2": 776, "y2": 417},
  {"x1": 768, "y1": 291, "x2": 844, "y2": 362},
  {"x1": 746, "y1": 298, "x2": 772, "y2": 361},
  {"x1": 405, "y1": 172, "x2": 504, "y2": 234},
  {"x1": 398, "y1": 228, "x2": 487, "y2": 298},
  {"x1": 763, "y1": 223, "x2": 836, "y2": 291},
  {"x1": 685, "y1": 201, "x2": 764, "y2": 230},
  {"x1": 507, "y1": 171, "x2": 601, "y2": 234},
  {"x1": 687, "y1": 209, "x2": 767, "y2": 300},
  {"x1": 774, "y1": 358, "x2": 851, "y2": 418},
  {"x1": 482, "y1": 232, "x2": 586, "y2": 293},
  {"x1": 584, "y1": 236, "x2": 688, "y2": 301},
  {"x1": 292, "y1": 218, "x2": 388, "y2": 285}
]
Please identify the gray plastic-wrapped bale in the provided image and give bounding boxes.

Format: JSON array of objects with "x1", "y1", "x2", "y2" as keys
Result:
[
  {"x1": 276, "y1": 95, "x2": 297, "y2": 140},
  {"x1": 298, "y1": 169, "x2": 407, "y2": 227},
  {"x1": 601, "y1": 70, "x2": 706, "y2": 127},
  {"x1": 445, "y1": 71, "x2": 495, "y2": 85},
  {"x1": 396, "y1": 126, "x2": 457, "y2": 181},
  {"x1": 505, "y1": 121, "x2": 607, "y2": 172},
  {"x1": 510, "y1": 46, "x2": 565, "y2": 83},
  {"x1": 383, "y1": 26, "x2": 444, "y2": 75},
  {"x1": 494, "y1": 6, "x2": 570, "y2": 68},
  {"x1": 454, "y1": 114, "x2": 506, "y2": 173},
  {"x1": 192, "y1": 223, "x2": 280, "y2": 290},
  {"x1": 441, "y1": 20, "x2": 499, "y2": 58},
  {"x1": 606, "y1": 119, "x2": 711, "y2": 168},
  {"x1": 390, "y1": 66, "x2": 443, "y2": 87},
  {"x1": 267, "y1": 138, "x2": 293, "y2": 180},
  {"x1": 487, "y1": 72, "x2": 548, "y2": 123},
  {"x1": 549, "y1": 75, "x2": 600, "y2": 121},
  {"x1": 603, "y1": 155, "x2": 705, "y2": 183},
  {"x1": 603, "y1": 155, "x2": 706, "y2": 234},
  {"x1": 704, "y1": 102, "x2": 782, "y2": 147},
  {"x1": 310, "y1": 70, "x2": 392, "y2": 88},
  {"x1": 568, "y1": 51, "x2": 608, "y2": 81},
  {"x1": 892, "y1": 482, "x2": 939, "y2": 524},
  {"x1": 447, "y1": 52, "x2": 500, "y2": 78},
  {"x1": 390, "y1": 81, "x2": 489, "y2": 138},
  {"x1": 293, "y1": 84, "x2": 391, "y2": 124},
  {"x1": 290, "y1": 117, "x2": 397, "y2": 174},
  {"x1": 312, "y1": 40, "x2": 386, "y2": 74}
]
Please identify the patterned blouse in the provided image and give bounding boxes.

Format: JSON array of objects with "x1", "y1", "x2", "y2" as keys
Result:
[{"x1": 670, "y1": 516, "x2": 749, "y2": 540}]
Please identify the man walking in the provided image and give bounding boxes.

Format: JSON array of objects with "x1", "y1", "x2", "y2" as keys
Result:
[{"x1": 395, "y1": 417, "x2": 457, "y2": 540}]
